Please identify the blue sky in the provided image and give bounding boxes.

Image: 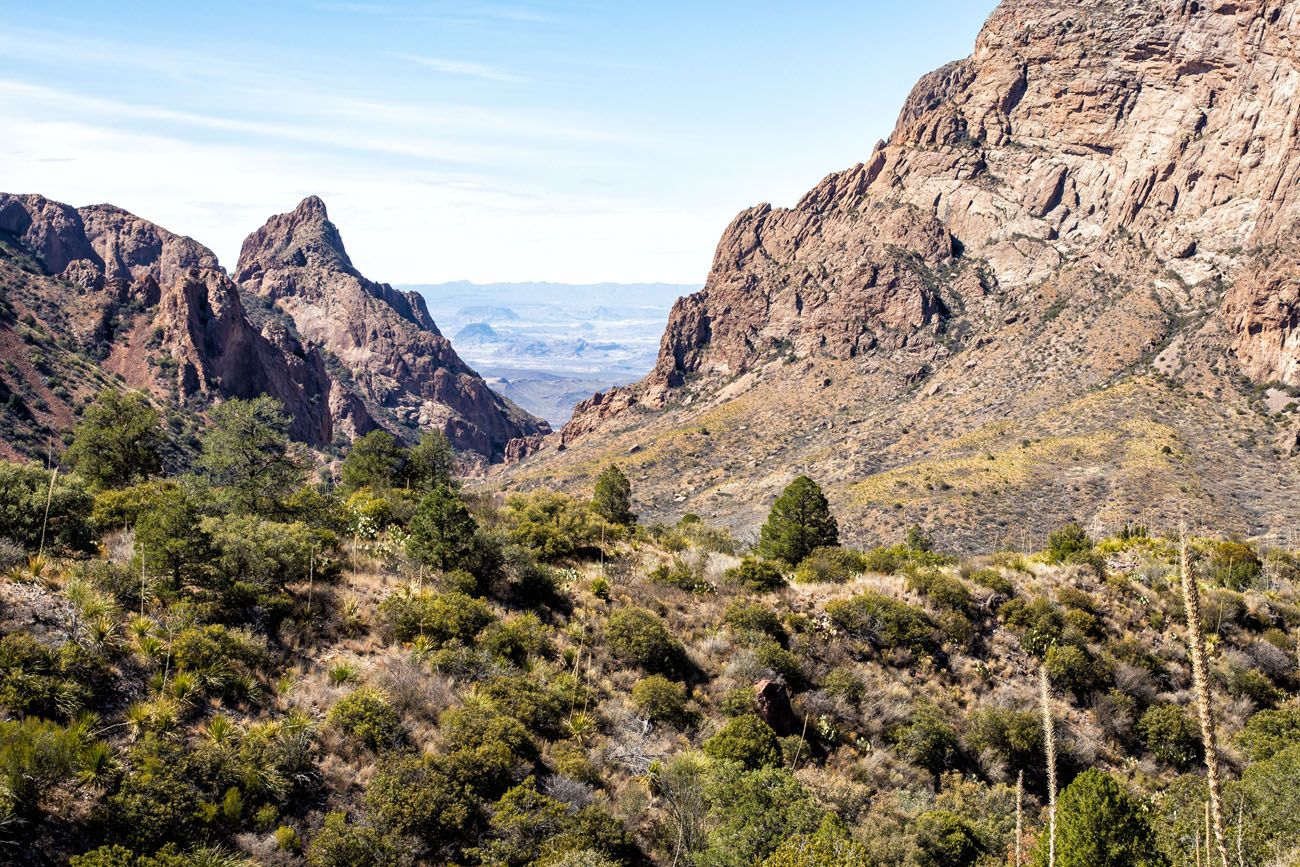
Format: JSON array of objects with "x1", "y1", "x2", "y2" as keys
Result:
[{"x1": 0, "y1": 1, "x2": 998, "y2": 283}]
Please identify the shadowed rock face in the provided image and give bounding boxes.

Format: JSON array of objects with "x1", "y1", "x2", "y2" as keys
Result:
[
  {"x1": 0, "y1": 193, "x2": 335, "y2": 445},
  {"x1": 504, "y1": 0, "x2": 1300, "y2": 548},
  {"x1": 235, "y1": 197, "x2": 550, "y2": 459}
]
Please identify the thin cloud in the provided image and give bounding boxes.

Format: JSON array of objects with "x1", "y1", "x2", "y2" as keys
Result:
[{"x1": 396, "y1": 53, "x2": 525, "y2": 83}]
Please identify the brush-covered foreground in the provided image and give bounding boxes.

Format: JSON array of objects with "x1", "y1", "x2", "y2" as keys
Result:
[{"x1": 1, "y1": 392, "x2": 1299, "y2": 867}]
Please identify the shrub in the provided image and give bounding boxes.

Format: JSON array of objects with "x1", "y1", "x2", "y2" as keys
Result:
[
  {"x1": 307, "y1": 811, "x2": 406, "y2": 867},
  {"x1": 605, "y1": 607, "x2": 688, "y2": 677},
  {"x1": 328, "y1": 688, "x2": 404, "y2": 751},
  {"x1": 792, "y1": 546, "x2": 862, "y2": 584},
  {"x1": 723, "y1": 601, "x2": 785, "y2": 643},
  {"x1": 591, "y1": 464, "x2": 635, "y2": 526},
  {"x1": 506, "y1": 491, "x2": 605, "y2": 561},
  {"x1": 378, "y1": 588, "x2": 495, "y2": 646},
  {"x1": 406, "y1": 486, "x2": 479, "y2": 572},
  {"x1": 0, "y1": 461, "x2": 94, "y2": 553},
  {"x1": 198, "y1": 397, "x2": 305, "y2": 515},
  {"x1": 436, "y1": 703, "x2": 536, "y2": 796},
  {"x1": 968, "y1": 567, "x2": 1015, "y2": 597},
  {"x1": 966, "y1": 707, "x2": 1042, "y2": 778},
  {"x1": 1204, "y1": 539, "x2": 1262, "y2": 590},
  {"x1": 403, "y1": 430, "x2": 457, "y2": 492},
  {"x1": 1000, "y1": 596, "x2": 1067, "y2": 657},
  {"x1": 1044, "y1": 644, "x2": 1110, "y2": 698},
  {"x1": 632, "y1": 675, "x2": 689, "y2": 727},
  {"x1": 476, "y1": 674, "x2": 564, "y2": 735},
  {"x1": 825, "y1": 592, "x2": 934, "y2": 654},
  {"x1": 365, "y1": 753, "x2": 473, "y2": 851},
  {"x1": 1138, "y1": 704, "x2": 1201, "y2": 770},
  {"x1": 724, "y1": 557, "x2": 786, "y2": 591},
  {"x1": 757, "y1": 476, "x2": 839, "y2": 565},
  {"x1": 649, "y1": 557, "x2": 713, "y2": 593},
  {"x1": 1034, "y1": 769, "x2": 1162, "y2": 867},
  {"x1": 703, "y1": 715, "x2": 781, "y2": 769},
  {"x1": 761, "y1": 815, "x2": 871, "y2": 867},
  {"x1": 910, "y1": 809, "x2": 985, "y2": 867},
  {"x1": 906, "y1": 570, "x2": 973, "y2": 614},
  {"x1": 695, "y1": 764, "x2": 822, "y2": 867},
  {"x1": 1234, "y1": 704, "x2": 1300, "y2": 761},
  {"x1": 67, "y1": 389, "x2": 167, "y2": 490},
  {"x1": 339, "y1": 430, "x2": 405, "y2": 494},
  {"x1": 892, "y1": 705, "x2": 959, "y2": 777},
  {"x1": 1045, "y1": 522, "x2": 1093, "y2": 563}
]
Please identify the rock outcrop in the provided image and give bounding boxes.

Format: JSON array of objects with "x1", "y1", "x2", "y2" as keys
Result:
[
  {"x1": 236, "y1": 197, "x2": 549, "y2": 458},
  {"x1": 0, "y1": 193, "x2": 334, "y2": 444},
  {"x1": 505, "y1": 0, "x2": 1300, "y2": 549}
]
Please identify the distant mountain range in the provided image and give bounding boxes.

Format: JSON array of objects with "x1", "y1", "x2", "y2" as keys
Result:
[{"x1": 407, "y1": 281, "x2": 698, "y2": 426}]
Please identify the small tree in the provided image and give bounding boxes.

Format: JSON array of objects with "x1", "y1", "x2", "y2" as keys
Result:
[
  {"x1": 757, "y1": 476, "x2": 838, "y2": 565},
  {"x1": 340, "y1": 430, "x2": 405, "y2": 493},
  {"x1": 198, "y1": 397, "x2": 304, "y2": 515},
  {"x1": 591, "y1": 464, "x2": 635, "y2": 526},
  {"x1": 403, "y1": 430, "x2": 457, "y2": 491},
  {"x1": 1034, "y1": 769, "x2": 1164, "y2": 867},
  {"x1": 67, "y1": 390, "x2": 167, "y2": 489},
  {"x1": 406, "y1": 486, "x2": 478, "y2": 572},
  {"x1": 703, "y1": 715, "x2": 781, "y2": 769}
]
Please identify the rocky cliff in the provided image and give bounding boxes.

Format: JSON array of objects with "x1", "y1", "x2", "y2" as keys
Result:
[
  {"x1": 504, "y1": 0, "x2": 1300, "y2": 549},
  {"x1": 235, "y1": 197, "x2": 548, "y2": 458},
  {"x1": 0, "y1": 194, "x2": 547, "y2": 463},
  {"x1": 0, "y1": 193, "x2": 334, "y2": 446}
]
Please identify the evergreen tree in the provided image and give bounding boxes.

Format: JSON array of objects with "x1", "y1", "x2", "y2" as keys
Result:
[
  {"x1": 198, "y1": 397, "x2": 304, "y2": 515},
  {"x1": 403, "y1": 430, "x2": 457, "y2": 491},
  {"x1": 757, "y1": 476, "x2": 838, "y2": 565},
  {"x1": 1035, "y1": 769, "x2": 1165, "y2": 867},
  {"x1": 406, "y1": 485, "x2": 478, "y2": 572},
  {"x1": 591, "y1": 464, "x2": 635, "y2": 526},
  {"x1": 67, "y1": 390, "x2": 166, "y2": 489},
  {"x1": 339, "y1": 430, "x2": 404, "y2": 493}
]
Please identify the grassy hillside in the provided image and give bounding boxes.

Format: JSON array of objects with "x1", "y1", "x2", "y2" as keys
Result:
[{"x1": 1, "y1": 394, "x2": 1299, "y2": 866}]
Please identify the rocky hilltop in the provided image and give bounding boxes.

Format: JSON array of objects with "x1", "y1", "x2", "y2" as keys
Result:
[
  {"x1": 504, "y1": 0, "x2": 1300, "y2": 549},
  {"x1": 235, "y1": 197, "x2": 548, "y2": 457},
  {"x1": 0, "y1": 195, "x2": 546, "y2": 461}
]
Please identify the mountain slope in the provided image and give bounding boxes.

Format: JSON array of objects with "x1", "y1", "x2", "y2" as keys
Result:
[
  {"x1": 236, "y1": 197, "x2": 549, "y2": 459},
  {"x1": 501, "y1": 0, "x2": 1300, "y2": 550}
]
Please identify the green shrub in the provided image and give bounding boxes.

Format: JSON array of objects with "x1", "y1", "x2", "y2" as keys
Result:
[
  {"x1": 793, "y1": 546, "x2": 863, "y2": 584},
  {"x1": 1204, "y1": 539, "x2": 1262, "y2": 590},
  {"x1": 328, "y1": 688, "x2": 404, "y2": 751},
  {"x1": 1044, "y1": 644, "x2": 1110, "y2": 697},
  {"x1": 605, "y1": 607, "x2": 688, "y2": 677},
  {"x1": 1000, "y1": 596, "x2": 1067, "y2": 657},
  {"x1": 724, "y1": 557, "x2": 786, "y2": 591},
  {"x1": 476, "y1": 674, "x2": 564, "y2": 735},
  {"x1": 910, "y1": 809, "x2": 986, "y2": 867},
  {"x1": 703, "y1": 715, "x2": 781, "y2": 769},
  {"x1": 378, "y1": 588, "x2": 495, "y2": 646},
  {"x1": 481, "y1": 613, "x2": 553, "y2": 665},
  {"x1": 968, "y1": 567, "x2": 1015, "y2": 596},
  {"x1": 436, "y1": 703, "x2": 536, "y2": 796},
  {"x1": 695, "y1": 764, "x2": 822, "y2": 867},
  {"x1": 825, "y1": 592, "x2": 934, "y2": 654},
  {"x1": 722, "y1": 601, "x2": 785, "y2": 643},
  {"x1": 1045, "y1": 522, "x2": 1093, "y2": 563},
  {"x1": 631, "y1": 675, "x2": 689, "y2": 727},
  {"x1": 365, "y1": 753, "x2": 473, "y2": 851},
  {"x1": 67, "y1": 389, "x2": 167, "y2": 490},
  {"x1": 757, "y1": 476, "x2": 839, "y2": 565},
  {"x1": 649, "y1": 557, "x2": 713, "y2": 593},
  {"x1": 906, "y1": 569, "x2": 973, "y2": 614},
  {"x1": 761, "y1": 815, "x2": 871, "y2": 867},
  {"x1": 406, "y1": 486, "x2": 479, "y2": 572},
  {"x1": 591, "y1": 464, "x2": 635, "y2": 526},
  {"x1": 0, "y1": 461, "x2": 94, "y2": 553},
  {"x1": 339, "y1": 430, "x2": 405, "y2": 494},
  {"x1": 505, "y1": 491, "x2": 606, "y2": 561},
  {"x1": 966, "y1": 707, "x2": 1042, "y2": 778},
  {"x1": 307, "y1": 811, "x2": 406, "y2": 867},
  {"x1": 1138, "y1": 704, "x2": 1201, "y2": 770},
  {"x1": 1234, "y1": 704, "x2": 1300, "y2": 761},
  {"x1": 1034, "y1": 769, "x2": 1162, "y2": 867},
  {"x1": 891, "y1": 705, "x2": 959, "y2": 777}
]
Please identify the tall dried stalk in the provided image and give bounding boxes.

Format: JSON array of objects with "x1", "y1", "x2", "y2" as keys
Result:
[
  {"x1": 1040, "y1": 664, "x2": 1057, "y2": 867},
  {"x1": 1015, "y1": 770, "x2": 1024, "y2": 867},
  {"x1": 1180, "y1": 532, "x2": 1229, "y2": 867},
  {"x1": 37, "y1": 465, "x2": 58, "y2": 561}
]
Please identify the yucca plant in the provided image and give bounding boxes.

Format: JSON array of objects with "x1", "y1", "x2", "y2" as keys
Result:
[
  {"x1": 327, "y1": 660, "x2": 360, "y2": 685},
  {"x1": 566, "y1": 710, "x2": 599, "y2": 745}
]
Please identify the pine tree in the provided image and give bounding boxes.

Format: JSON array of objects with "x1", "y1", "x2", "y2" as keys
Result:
[
  {"x1": 757, "y1": 476, "x2": 838, "y2": 565},
  {"x1": 67, "y1": 390, "x2": 166, "y2": 489},
  {"x1": 592, "y1": 464, "x2": 635, "y2": 526},
  {"x1": 1034, "y1": 769, "x2": 1165, "y2": 867},
  {"x1": 339, "y1": 430, "x2": 404, "y2": 493},
  {"x1": 406, "y1": 485, "x2": 478, "y2": 572}
]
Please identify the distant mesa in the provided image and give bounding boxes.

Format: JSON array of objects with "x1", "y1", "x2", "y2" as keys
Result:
[
  {"x1": 454, "y1": 322, "x2": 500, "y2": 344},
  {"x1": 456, "y1": 304, "x2": 519, "y2": 322}
]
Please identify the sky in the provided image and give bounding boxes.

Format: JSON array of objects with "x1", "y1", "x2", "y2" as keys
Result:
[{"x1": 0, "y1": 1, "x2": 999, "y2": 285}]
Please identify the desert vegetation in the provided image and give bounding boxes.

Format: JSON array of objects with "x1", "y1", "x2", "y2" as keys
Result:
[{"x1": 0, "y1": 391, "x2": 1298, "y2": 866}]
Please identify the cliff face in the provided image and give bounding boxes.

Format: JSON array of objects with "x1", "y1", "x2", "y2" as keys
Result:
[
  {"x1": 0, "y1": 193, "x2": 334, "y2": 445},
  {"x1": 506, "y1": 0, "x2": 1300, "y2": 549},
  {"x1": 235, "y1": 197, "x2": 549, "y2": 458}
]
